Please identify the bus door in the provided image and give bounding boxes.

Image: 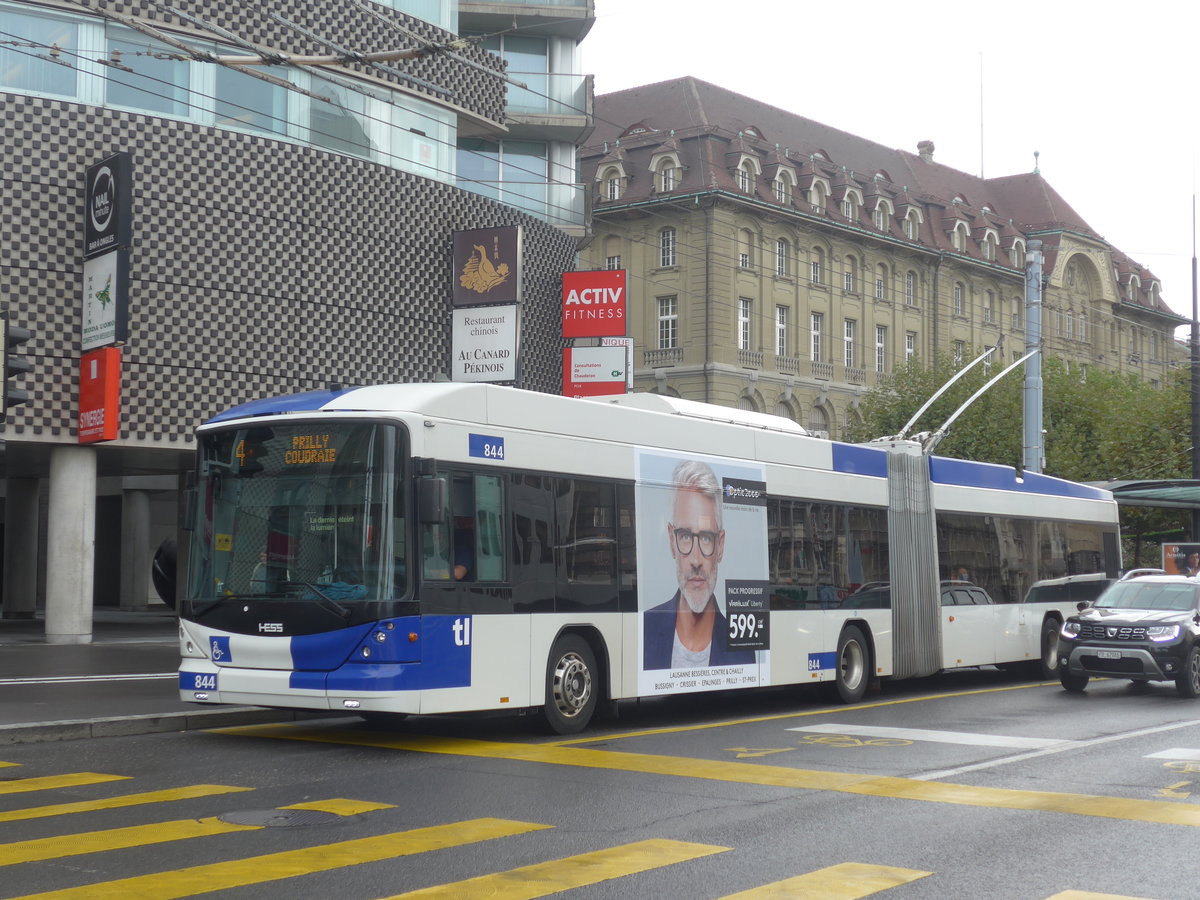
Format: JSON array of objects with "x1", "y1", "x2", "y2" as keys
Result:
[{"x1": 940, "y1": 585, "x2": 997, "y2": 668}]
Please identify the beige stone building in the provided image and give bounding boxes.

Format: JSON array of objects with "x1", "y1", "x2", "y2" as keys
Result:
[{"x1": 579, "y1": 77, "x2": 1185, "y2": 437}]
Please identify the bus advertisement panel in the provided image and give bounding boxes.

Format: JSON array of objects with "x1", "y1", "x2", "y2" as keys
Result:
[{"x1": 635, "y1": 449, "x2": 769, "y2": 696}]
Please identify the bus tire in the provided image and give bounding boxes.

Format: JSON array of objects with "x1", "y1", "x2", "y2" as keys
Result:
[
  {"x1": 834, "y1": 625, "x2": 870, "y2": 704},
  {"x1": 1037, "y1": 618, "x2": 1061, "y2": 679},
  {"x1": 543, "y1": 635, "x2": 598, "y2": 735}
]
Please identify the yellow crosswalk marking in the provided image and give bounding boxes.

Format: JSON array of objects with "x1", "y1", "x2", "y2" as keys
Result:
[
  {"x1": 9, "y1": 818, "x2": 550, "y2": 900},
  {"x1": 0, "y1": 785, "x2": 254, "y2": 823},
  {"x1": 281, "y1": 798, "x2": 393, "y2": 815},
  {"x1": 0, "y1": 798, "x2": 394, "y2": 867},
  {"x1": 1047, "y1": 892, "x2": 1158, "y2": 899},
  {"x1": 0, "y1": 761, "x2": 19, "y2": 768},
  {"x1": 218, "y1": 724, "x2": 1200, "y2": 829},
  {"x1": 0, "y1": 773, "x2": 129, "y2": 796},
  {"x1": 719, "y1": 862, "x2": 933, "y2": 898},
  {"x1": 380, "y1": 838, "x2": 729, "y2": 899},
  {"x1": 0, "y1": 816, "x2": 260, "y2": 866}
]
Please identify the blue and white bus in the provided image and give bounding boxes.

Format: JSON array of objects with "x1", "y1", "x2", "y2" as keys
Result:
[{"x1": 178, "y1": 383, "x2": 1121, "y2": 733}]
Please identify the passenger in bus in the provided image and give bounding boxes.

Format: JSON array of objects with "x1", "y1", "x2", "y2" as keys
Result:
[
  {"x1": 452, "y1": 515, "x2": 474, "y2": 581},
  {"x1": 643, "y1": 459, "x2": 756, "y2": 670}
]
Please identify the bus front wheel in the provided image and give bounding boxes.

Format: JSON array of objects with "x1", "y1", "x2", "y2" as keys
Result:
[
  {"x1": 543, "y1": 635, "x2": 598, "y2": 735},
  {"x1": 834, "y1": 625, "x2": 870, "y2": 704}
]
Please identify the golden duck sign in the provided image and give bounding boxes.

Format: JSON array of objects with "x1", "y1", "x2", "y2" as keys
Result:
[{"x1": 452, "y1": 226, "x2": 522, "y2": 306}]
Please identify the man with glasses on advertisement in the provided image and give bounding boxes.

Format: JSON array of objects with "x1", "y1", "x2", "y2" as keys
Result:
[{"x1": 643, "y1": 459, "x2": 757, "y2": 670}]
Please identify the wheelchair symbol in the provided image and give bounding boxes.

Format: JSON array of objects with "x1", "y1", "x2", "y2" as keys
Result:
[{"x1": 211, "y1": 640, "x2": 225, "y2": 661}]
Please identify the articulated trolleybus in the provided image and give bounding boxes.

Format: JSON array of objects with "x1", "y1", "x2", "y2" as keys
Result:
[{"x1": 179, "y1": 383, "x2": 1121, "y2": 733}]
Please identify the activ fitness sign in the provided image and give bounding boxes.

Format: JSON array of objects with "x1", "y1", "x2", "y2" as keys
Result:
[{"x1": 562, "y1": 269, "x2": 626, "y2": 338}]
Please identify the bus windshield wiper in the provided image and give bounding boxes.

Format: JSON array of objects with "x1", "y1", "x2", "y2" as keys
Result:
[{"x1": 280, "y1": 580, "x2": 353, "y2": 620}]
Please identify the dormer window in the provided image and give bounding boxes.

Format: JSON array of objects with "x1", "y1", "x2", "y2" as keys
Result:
[
  {"x1": 873, "y1": 199, "x2": 893, "y2": 231},
  {"x1": 651, "y1": 152, "x2": 683, "y2": 193},
  {"x1": 951, "y1": 222, "x2": 969, "y2": 252},
  {"x1": 809, "y1": 180, "x2": 829, "y2": 213},
  {"x1": 599, "y1": 165, "x2": 624, "y2": 201},
  {"x1": 737, "y1": 160, "x2": 756, "y2": 192},
  {"x1": 842, "y1": 197, "x2": 856, "y2": 220},
  {"x1": 1128, "y1": 276, "x2": 1141, "y2": 302},
  {"x1": 1011, "y1": 239, "x2": 1025, "y2": 268},
  {"x1": 981, "y1": 232, "x2": 998, "y2": 261},
  {"x1": 773, "y1": 171, "x2": 794, "y2": 204}
]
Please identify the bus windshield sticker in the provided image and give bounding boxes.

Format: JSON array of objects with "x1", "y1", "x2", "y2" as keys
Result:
[{"x1": 469, "y1": 434, "x2": 505, "y2": 460}]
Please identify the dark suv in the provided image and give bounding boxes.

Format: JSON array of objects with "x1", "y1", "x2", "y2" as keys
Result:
[{"x1": 1057, "y1": 573, "x2": 1200, "y2": 697}]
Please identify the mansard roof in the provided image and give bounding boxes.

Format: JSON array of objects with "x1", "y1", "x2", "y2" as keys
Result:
[{"x1": 584, "y1": 76, "x2": 1164, "y2": 299}]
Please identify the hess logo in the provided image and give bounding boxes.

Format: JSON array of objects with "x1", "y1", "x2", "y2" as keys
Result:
[{"x1": 258, "y1": 622, "x2": 284, "y2": 633}]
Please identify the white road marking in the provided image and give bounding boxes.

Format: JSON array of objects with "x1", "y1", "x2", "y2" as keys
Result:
[
  {"x1": 788, "y1": 723, "x2": 1073, "y2": 749},
  {"x1": 917, "y1": 719, "x2": 1200, "y2": 780},
  {"x1": 0, "y1": 673, "x2": 176, "y2": 686},
  {"x1": 1145, "y1": 748, "x2": 1200, "y2": 760}
]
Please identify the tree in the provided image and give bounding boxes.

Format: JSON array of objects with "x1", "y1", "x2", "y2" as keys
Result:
[{"x1": 845, "y1": 352, "x2": 1193, "y2": 566}]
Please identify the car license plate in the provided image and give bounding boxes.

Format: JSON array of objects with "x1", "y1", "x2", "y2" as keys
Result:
[{"x1": 1097, "y1": 650, "x2": 1122, "y2": 660}]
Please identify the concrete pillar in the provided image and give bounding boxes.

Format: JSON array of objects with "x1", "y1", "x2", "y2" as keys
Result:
[
  {"x1": 46, "y1": 445, "x2": 97, "y2": 644},
  {"x1": 120, "y1": 489, "x2": 151, "y2": 609},
  {"x1": 2, "y1": 477, "x2": 40, "y2": 619}
]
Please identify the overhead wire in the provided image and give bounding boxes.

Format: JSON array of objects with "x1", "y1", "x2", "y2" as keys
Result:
[{"x1": 7, "y1": 5, "x2": 1178, "y2": 380}]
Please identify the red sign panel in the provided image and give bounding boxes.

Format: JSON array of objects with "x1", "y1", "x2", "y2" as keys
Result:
[
  {"x1": 562, "y1": 269, "x2": 627, "y2": 338},
  {"x1": 563, "y1": 347, "x2": 627, "y2": 399},
  {"x1": 78, "y1": 347, "x2": 121, "y2": 443}
]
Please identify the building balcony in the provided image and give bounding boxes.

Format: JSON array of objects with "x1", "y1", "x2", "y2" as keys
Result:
[
  {"x1": 812, "y1": 361, "x2": 834, "y2": 380},
  {"x1": 738, "y1": 349, "x2": 763, "y2": 369},
  {"x1": 845, "y1": 366, "x2": 867, "y2": 385},
  {"x1": 644, "y1": 348, "x2": 682, "y2": 368},
  {"x1": 502, "y1": 73, "x2": 593, "y2": 142},
  {"x1": 776, "y1": 355, "x2": 803, "y2": 375},
  {"x1": 458, "y1": 1, "x2": 595, "y2": 39}
]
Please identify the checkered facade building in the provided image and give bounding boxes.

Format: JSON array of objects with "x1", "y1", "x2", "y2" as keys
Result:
[{"x1": 0, "y1": 1, "x2": 575, "y2": 456}]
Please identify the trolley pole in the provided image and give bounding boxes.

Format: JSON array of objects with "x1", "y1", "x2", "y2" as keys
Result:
[
  {"x1": 1023, "y1": 240, "x2": 1044, "y2": 474},
  {"x1": 1190, "y1": 197, "x2": 1199, "y2": 539}
]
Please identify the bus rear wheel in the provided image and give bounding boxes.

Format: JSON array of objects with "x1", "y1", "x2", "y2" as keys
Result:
[
  {"x1": 543, "y1": 635, "x2": 598, "y2": 735},
  {"x1": 834, "y1": 625, "x2": 870, "y2": 704}
]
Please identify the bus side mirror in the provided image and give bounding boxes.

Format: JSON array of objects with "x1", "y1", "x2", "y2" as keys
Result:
[
  {"x1": 180, "y1": 471, "x2": 196, "y2": 532},
  {"x1": 418, "y1": 477, "x2": 447, "y2": 525}
]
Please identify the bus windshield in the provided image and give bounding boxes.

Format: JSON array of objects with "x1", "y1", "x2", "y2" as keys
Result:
[{"x1": 185, "y1": 421, "x2": 402, "y2": 614}]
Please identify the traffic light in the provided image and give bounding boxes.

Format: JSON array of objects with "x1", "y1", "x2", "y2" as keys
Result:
[{"x1": 1, "y1": 315, "x2": 33, "y2": 419}]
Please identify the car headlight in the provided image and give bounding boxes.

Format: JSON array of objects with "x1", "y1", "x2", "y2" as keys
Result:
[
  {"x1": 1147, "y1": 625, "x2": 1181, "y2": 642},
  {"x1": 1060, "y1": 621, "x2": 1081, "y2": 639}
]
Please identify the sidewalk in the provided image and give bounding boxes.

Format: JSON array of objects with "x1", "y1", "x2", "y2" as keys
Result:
[{"x1": 0, "y1": 607, "x2": 311, "y2": 745}]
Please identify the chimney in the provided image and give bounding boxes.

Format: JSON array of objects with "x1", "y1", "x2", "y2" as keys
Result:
[{"x1": 917, "y1": 140, "x2": 935, "y2": 163}]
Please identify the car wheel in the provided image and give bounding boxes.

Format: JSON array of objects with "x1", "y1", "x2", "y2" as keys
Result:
[
  {"x1": 1060, "y1": 670, "x2": 1089, "y2": 693},
  {"x1": 1037, "y1": 619, "x2": 1061, "y2": 679},
  {"x1": 543, "y1": 635, "x2": 598, "y2": 735},
  {"x1": 1176, "y1": 646, "x2": 1200, "y2": 698},
  {"x1": 834, "y1": 625, "x2": 870, "y2": 704}
]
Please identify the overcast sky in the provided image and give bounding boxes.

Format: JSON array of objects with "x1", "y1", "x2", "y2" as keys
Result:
[{"x1": 582, "y1": 0, "x2": 1198, "y2": 330}]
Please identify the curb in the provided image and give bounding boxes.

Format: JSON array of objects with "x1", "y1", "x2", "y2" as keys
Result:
[{"x1": 0, "y1": 707, "x2": 329, "y2": 746}]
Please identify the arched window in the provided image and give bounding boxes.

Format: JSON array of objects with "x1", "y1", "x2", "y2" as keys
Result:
[
  {"x1": 600, "y1": 166, "x2": 622, "y2": 201},
  {"x1": 773, "y1": 172, "x2": 793, "y2": 204},
  {"x1": 737, "y1": 160, "x2": 756, "y2": 192},
  {"x1": 810, "y1": 182, "x2": 827, "y2": 213},
  {"x1": 1011, "y1": 240, "x2": 1025, "y2": 267},
  {"x1": 657, "y1": 157, "x2": 680, "y2": 192},
  {"x1": 904, "y1": 212, "x2": 919, "y2": 240}
]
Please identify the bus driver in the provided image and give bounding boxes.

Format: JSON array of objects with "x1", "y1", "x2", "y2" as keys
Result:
[{"x1": 643, "y1": 459, "x2": 756, "y2": 671}]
